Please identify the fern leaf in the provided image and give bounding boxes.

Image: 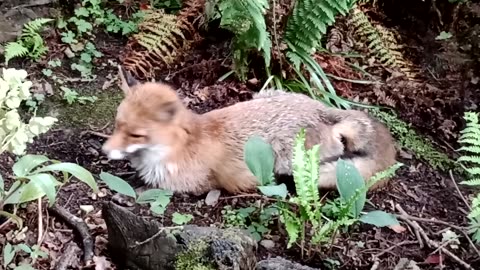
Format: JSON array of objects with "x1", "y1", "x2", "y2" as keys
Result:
[
  {"x1": 460, "y1": 178, "x2": 480, "y2": 186},
  {"x1": 458, "y1": 155, "x2": 480, "y2": 165},
  {"x1": 4, "y1": 42, "x2": 29, "y2": 64}
]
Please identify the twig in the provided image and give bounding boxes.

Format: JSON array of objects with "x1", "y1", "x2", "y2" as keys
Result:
[
  {"x1": 82, "y1": 130, "x2": 110, "y2": 139},
  {"x1": 37, "y1": 198, "x2": 43, "y2": 245},
  {"x1": 397, "y1": 215, "x2": 424, "y2": 248},
  {"x1": 374, "y1": 240, "x2": 417, "y2": 259},
  {"x1": 449, "y1": 170, "x2": 471, "y2": 211},
  {"x1": 396, "y1": 204, "x2": 474, "y2": 270},
  {"x1": 48, "y1": 203, "x2": 94, "y2": 263},
  {"x1": 129, "y1": 226, "x2": 183, "y2": 248}
]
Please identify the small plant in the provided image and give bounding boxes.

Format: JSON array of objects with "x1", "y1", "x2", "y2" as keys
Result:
[
  {"x1": 222, "y1": 204, "x2": 278, "y2": 241},
  {"x1": 4, "y1": 18, "x2": 53, "y2": 64},
  {"x1": 457, "y1": 111, "x2": 480, "y2": 243},
  {"x1": 205, "y1": 0, "x2": 271, "y2": 81},
  {"x1": 172, "y1": 212, "x2": 194, "y2": 225},
  {"x1": 2, "y1": 242, "x2": 48, "y2": 270},
  {"x1": 0, "y1": 68, "x2": 57, "y2": 155},
  {"x1": 0, "y1": 154, "x2": 98, "y2": 227},
  {"x1": 60, "y1": 86, "x2": 98, "y2": 105},
  {"x1": 99, "y1": 172, "x2": 173, "y2": 215}
]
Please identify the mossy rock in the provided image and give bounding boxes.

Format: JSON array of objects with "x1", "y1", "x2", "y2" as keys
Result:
[{"x1": 102, "y1": 202, "x2": 257, "y2": 270}]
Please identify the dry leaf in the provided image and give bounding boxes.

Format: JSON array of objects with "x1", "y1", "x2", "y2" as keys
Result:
[{"x1": 389, "y1": 224, "x2": 407, "y2": 233}]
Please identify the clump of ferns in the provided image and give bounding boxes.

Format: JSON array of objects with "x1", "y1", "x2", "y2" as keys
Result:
[
  {"x1": 457, "y1": 111, "x2": 480, "y2": 243},
  {"x1": 3, "y1": 18, "x2": 54, "y2": 65},
  {"x1": 347, "y1": 8, "x2": 417, "y2": 79},
  {"x1": 122, "y1": 2, "x2": 203, "y2": 79}
]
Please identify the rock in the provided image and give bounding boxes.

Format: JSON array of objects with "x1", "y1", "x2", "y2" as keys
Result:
[
  {"x1": 205, "y1": 189, "x2": 221, "y2": 206},
  {"x1": 256, "y1": 257, "x2": 321, "y2": 270},
  {"x1": 103, "y1": 201, "x2": 257, "y2": 270},
  {"x1": 259, "y1": 239, "x2": 275, "y2": 250}
]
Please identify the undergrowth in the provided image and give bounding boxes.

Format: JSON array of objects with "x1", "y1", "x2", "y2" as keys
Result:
[
  {"x1": 457, "y1": 111, "x2": 480, "y2": 243},
  {"x1": 4, "y1": 18, "x2": 53, "y2": 65}
]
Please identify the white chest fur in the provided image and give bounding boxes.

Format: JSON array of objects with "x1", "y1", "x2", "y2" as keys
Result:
[{"x1": 129, "y1": 145, "x2": 175, "y2": 187}]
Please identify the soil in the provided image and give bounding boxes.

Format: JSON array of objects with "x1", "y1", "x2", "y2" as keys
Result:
[{"x1": 0, "y1": 0, "x2": 479, "y2": 270}]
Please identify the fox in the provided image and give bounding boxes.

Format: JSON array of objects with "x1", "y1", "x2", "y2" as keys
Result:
[{"x1": 101, "y1": 65, "x2": 397, "y2": 195}]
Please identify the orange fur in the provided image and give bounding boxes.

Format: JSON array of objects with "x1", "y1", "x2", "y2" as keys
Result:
[{"x1": 102, "y1": 66, "x2": 398, "y2": 195}]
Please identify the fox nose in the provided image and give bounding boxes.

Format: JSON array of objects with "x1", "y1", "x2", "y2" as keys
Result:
[{"x1": 102, "y1": 144, "x2": 126, "y2": 160}]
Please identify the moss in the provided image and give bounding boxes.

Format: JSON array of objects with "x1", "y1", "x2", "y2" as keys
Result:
[
  {"x1": 37, "y1": 89, "x2": 123, "y2": 128},
  {"x1": 174, "y1": 238, "x2": 216, "y2": 270}
]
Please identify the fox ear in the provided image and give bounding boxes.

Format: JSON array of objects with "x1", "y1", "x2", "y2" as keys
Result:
[{"x1": 117, "y1": 65, "x2": 138, "y2": 94}]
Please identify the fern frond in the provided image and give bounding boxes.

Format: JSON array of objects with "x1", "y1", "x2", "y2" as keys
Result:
[
  {"x1": 122, "y1": 1, "x2": 204, "y2": 79},
  {"x1": 4, "y1": 42, "x2": 29, "y2": 64},
  {"x1": 285, "y1": 0, "x2": 352, "y2": 55},
  {"x1": 347, "y1": 8, "x2": 417, "y2": 79},
  {"x1": 23, "y1": 18, "x2": 54, "y2": 33},
  {"x1": 292, "y1": 128, "x2": 321, "y2": 225},
  {"x1": 460, "y1": 178, "x2": 480, "y2": 186}
]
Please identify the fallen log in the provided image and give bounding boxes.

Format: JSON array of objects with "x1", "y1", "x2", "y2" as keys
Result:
[{"x1": 102, "y1": 201, "x2": 258, "y2": 270}]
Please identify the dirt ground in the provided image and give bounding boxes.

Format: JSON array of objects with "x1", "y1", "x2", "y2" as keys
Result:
[{"x1": 0, "y1": 0, "x2": 479, "y2": 269}]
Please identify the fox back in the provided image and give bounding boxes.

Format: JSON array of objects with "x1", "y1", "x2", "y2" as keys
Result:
[{"x1": 102, "y1": 66, "x2": 397, "y2": 194}]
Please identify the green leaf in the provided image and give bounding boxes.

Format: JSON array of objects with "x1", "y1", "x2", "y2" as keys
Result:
[
  {"x1": 136, "y1": 189, "x2": 173, "y2": 204},
  {"x1": 172, "y1": 212, "x2": 193, "y2": 225},
  {"x1": 13, "y1": 154, "x2": 50, "y2": 177},
  {"x1": 244, "y1": 135, "x2": 275, "y2": 185},
  {"x1": 35, "y1": 163, "x2": 98, "y2": 192},
  {"x1": 13, "y1": 264, "x2": 36, "y2": 270},
  {"x1": 336, "y1": 159, "x2": 366, "y2": 218},
  {"x1": 99, "y1": 172, "x2": 136, "y2": 199},
  {"x1": 3, "y1": 243, "x2": 15, "y2": 268},
  {"x1": 74, "y1": 7, "x2": 90, "y2": 17},
  {"x1": 0, "y1": 211, "x2": 23, "y2": 228},
  {"x1": 258, "y1": 184, "x2": 288, "y2": 199},
  {"x1": 435, "y1": 31, "x2": 452, "y2": 40},
  {"x1": 15, "y1": 244, "x2": 32, "y2": 254},
  {"x1": 26, "y1": 173, "x2": 59, "y2": 206},
  {"x1": 359, "y1": 210, "x2": 400, "y2": 227},
  {"x1": 18, "y1": 174, "x2": 61, "y2": 204}
]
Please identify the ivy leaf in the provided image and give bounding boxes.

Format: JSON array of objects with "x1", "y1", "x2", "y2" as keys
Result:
[
  {"x1": 171, "y1": 212, "x2": 193, "y2": 225},
  {"x1": 258, "y1": 184, "x2": 287, "y2": 199},
  {"x1": 336, "y1": 159, "x2": 366, "y2": 218},
  {"x1": 244, "y1": 135, "x2": 275, "y2": 186},
  {"x1": 99, "y1": 172, "x2": 136, "y2": 199},
  {"x1": 136, "y1": 189, "x2": 173, "y2": 204},
  {"x1": 74, "y1": 7, "x2": 90, "y2": 17},
  {"x1": 359, "y1": 210, "x2": 400, "y2": 227},
  {"x1": 12, "y1": 154, "x2": 50, "y2": 177}
]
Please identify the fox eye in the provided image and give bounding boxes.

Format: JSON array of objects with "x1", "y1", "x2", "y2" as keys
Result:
[{"x1": 128, "y1": 133, "x2": 144, "y2": 139}]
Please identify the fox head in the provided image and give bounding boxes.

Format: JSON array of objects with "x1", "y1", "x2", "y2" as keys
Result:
[{"x1": 102, "y1": 65, "x2": 193, "y2": 161}]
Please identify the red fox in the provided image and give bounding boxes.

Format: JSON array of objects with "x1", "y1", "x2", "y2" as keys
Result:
[{"x1": 102, "y1": 65, "x2": 397, "y2": 195}]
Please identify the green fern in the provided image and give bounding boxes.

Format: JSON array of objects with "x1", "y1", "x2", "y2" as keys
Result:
[
  {"x1": 284, "y1": 0, "x2": 354, "y2": 55},
  {"x1": 207, "y1": 0, "x2": 271, "y2": 81},
  {"x1": 457, "y1": 111, "x2": 480, "y2": 243},
  {"x1": 347, "y1": 8, "x2": 415, "y2": 77},
  {"x1": 291, "y1": 128, "x2": 321, "y2": 224},
  {"x1": 4, "y1": 18, "x2": 53, "y2": 64}
]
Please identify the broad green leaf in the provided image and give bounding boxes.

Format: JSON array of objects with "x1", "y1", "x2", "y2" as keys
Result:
[
  {"x1": 150, "y1": 204, "x2": 167, "y2": 215},
  {"x1": 12, "y1": 154, "x2": 49, "y2": 177},
  {"x1": 258, "y1": 184, "x2": 288, "y2": 199},
  {"x1": 359, "y1": 210, "x2": 400, "y2": 227},
  {"x1": 3, "y1": 181, "x2": 23, "y2": 205},
  {"x1": 35, "y1": 163, "x2": 98, "y2": 192},
  {"x1": 15, "y1": 244, "x2": 32, "y2": 254},
  {"x1": 136, "y1": 189, "x2": 173, "y2": 204},
  {"x1": 99, "y1": 172, "x2": 136, "y2": 199},
  {"x1": 3, "y1": 243, "x2": 14, "y2": 268},
  {"x1": 244, "y1": 135, "x2": 275, "y2": 185},
  {"x1": 171, "y1": 212, "x2": 193, "y2": 225},
  {"x1": 25, "y1": 174, "x2": 60, "y2": 206},
  {"x1": 18, "y1": 174, "x2": 61, "y2": 204},
  {"x1": 336, "y1": 159, "x2": 366, "y2": 218},
  {"x1": 0, "y1": 211, "x2": 23, "y2": 228}
]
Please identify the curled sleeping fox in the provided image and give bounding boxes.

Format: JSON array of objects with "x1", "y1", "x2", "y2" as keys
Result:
[{"x1": 102, "y1": 65, "x2": 397, "y2": 195}]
